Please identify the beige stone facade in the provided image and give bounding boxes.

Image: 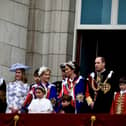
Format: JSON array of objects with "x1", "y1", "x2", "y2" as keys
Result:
[{"x1": 0, "y1": 0, "x2": 76, "y2": 83}]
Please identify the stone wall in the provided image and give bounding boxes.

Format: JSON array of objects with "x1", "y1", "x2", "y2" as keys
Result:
[
  {"x1": 0, "y1": 0, "x2": 30, "y2": 82},
  {"x1": 0, "y1": 0, "x2": 76, "y2": 83}
]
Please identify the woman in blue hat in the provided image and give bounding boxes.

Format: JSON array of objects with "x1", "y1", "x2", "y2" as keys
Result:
[{"x1": 6, "y1": 63, "x2": 30, "y2": 113}]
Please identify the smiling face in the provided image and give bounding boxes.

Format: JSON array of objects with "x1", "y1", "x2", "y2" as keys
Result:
[
  {"x1": 40, "y1": 70, "x2": 50, "y2": 83},
  {"x1": 35, "y1": 88, "x2": 45, "y2": 99},
  {"x1": 15, "y1": 69, "x2": 24, "y2": 81},
  {"x1": 65, "y1": 65, "x2": 74, "y2": 78}
]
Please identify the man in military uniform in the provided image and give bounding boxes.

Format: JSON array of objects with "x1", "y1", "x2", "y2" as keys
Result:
[{"x1": 85, "y1": 56, "x2": 118, "y2": 113}]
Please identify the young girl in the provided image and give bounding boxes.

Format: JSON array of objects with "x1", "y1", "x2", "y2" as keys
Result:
[{"x1": 28, "y1": 86, "x2": 53, "y2": 113}]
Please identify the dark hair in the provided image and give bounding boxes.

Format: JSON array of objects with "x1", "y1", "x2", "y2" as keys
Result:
[
  {"x1": 62, "y1": 95, "x2": 72, "y2": 102},
  {"x1": 35, "y1": 86, "x2": 46, "y2": 94},
  {"x1": 96, "y1": 56, "x2": 106, "y2": 63},
  {"x1": 101, "y1": 57, "x2": 105, "y2": 63},
  {"x1": 21, "y1": 69, "x2": 28, "y2": 83},
  {"x1": 0, "y1": 80, "x2": 6, "y2": 92},
  {"x1": 73, "y1": 61, "x2": 80, "y2": 75},
  {"x1": 60, "y1": 63, "x2": 65, "y2": 72},
  {"x1": 33, "y1": 68, "x2": 39, "y2": 77},
  {"x1": 119, "y1": 76, "x2": 126, "y2": 84}
]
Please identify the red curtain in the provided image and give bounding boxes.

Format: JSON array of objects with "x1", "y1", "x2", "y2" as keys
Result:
[{"x1": 0, "y1": 114, "x2": 126, "y2": 126}]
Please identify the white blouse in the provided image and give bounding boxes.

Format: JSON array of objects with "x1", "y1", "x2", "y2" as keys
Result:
[{"x1": 28, "y1": 98, "x2": 53, "y2": 113}]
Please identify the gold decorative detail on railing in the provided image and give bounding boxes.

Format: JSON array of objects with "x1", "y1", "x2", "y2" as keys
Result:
[
  {"x1": 13, "y1": 115, "x2": 20, "y2": 126},
  {"x1": 91, "y1": 115, "x2": 96, "y2": 126}
]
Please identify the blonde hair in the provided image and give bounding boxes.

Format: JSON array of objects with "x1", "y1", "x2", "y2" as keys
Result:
[{"x1": 38, "y1": 66, "x2": 51, "y2": 76}]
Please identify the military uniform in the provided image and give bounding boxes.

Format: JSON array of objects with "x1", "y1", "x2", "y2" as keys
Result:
[
  {"x1": 110, "y1": 91, "x2": 126, "y2": 114},
  {"x1": 85, "y1": 70, "x2": 118, "y2": 113}
]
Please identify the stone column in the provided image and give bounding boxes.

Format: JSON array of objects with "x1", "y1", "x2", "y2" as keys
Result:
[{"x1": 26, "y1": 0, "x2": 76, "y2": 82}]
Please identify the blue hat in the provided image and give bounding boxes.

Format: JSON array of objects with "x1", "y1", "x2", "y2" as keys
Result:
[{"x1": 9, "y1": 63, "x2": 31, "y2": 72}]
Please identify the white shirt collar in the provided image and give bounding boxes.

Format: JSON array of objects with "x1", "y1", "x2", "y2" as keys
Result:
[{"x1": 120, "y1": 90, "x2": 126, "y2": 95}]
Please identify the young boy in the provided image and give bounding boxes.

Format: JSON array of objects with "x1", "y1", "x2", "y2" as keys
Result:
[
  {"x1": 60, "y1": 95, "x2": 75, "y2": 113},
  {"x1": 28, "y1": 86, "x2": 53, "y2": 113},
  {"x1": 110, "y1": 76, "x2": 126, "y2": 114}
]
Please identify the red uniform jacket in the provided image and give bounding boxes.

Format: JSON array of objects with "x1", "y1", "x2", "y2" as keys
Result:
[{"x1": 110, "y1": 92, "x2": 126, "y2": 114}]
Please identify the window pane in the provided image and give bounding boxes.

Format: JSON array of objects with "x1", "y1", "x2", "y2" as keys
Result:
[
  {"x1": 118, "y1": 0, "x2": 126, "y2": 24},
  {"x1": 81, "y1": 0, "x2": 112, "y2": 24}
]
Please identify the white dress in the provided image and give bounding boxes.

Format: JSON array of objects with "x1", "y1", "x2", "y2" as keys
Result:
[
  {"x1": 28, "y1": 98, "x2": 53, "y2": 113},
  {"x1": 6, "y1": 80, "x2": 29, "y2": 113}
]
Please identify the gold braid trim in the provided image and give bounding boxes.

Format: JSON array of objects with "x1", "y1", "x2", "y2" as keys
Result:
[
  {"x1": 91, "y1": 74, "x2": 111, "y2": 94},
  {"x1": 103, "y1": 77, "x2": 108, "y2": 84},
  {"x1": 91, "y1": 79, "x2": 100, "y2": 92}
]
